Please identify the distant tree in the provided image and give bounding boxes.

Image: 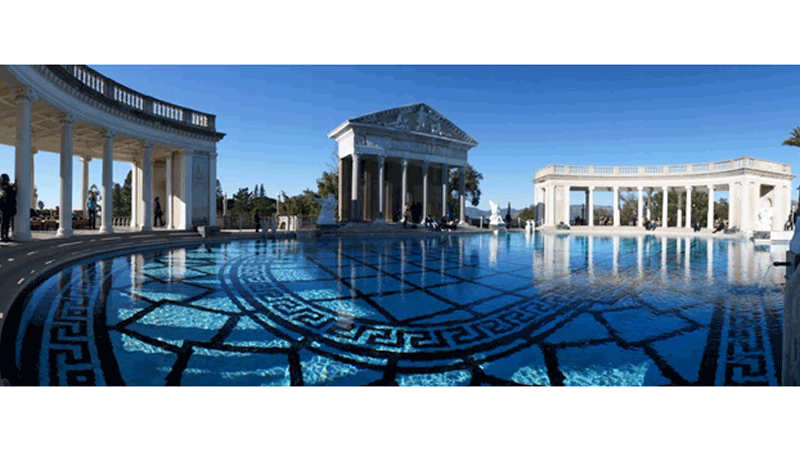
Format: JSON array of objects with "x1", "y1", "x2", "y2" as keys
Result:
[
  {"x1": 113, "y1": 170, "x2": 132, "y2": 217},
  {"x1": 230, "y1": 187, "x2": 252, "y2": 217},
  {"x1": 782, "y1": 127, "x2": 800, "y2": 149},
  {"x1": 316, "y1": 170, "x2": 338, "y2": 200},
  {"x1": 280, "y1": 189, "x2": 321, "y2": 216},
  {"x1": 714, "y1": 198, "x2": 729, "y2": 222},
  {"x1": 447, "y1": 164, "x2": 483, "y2": 219},
  {"x1": 260, "y1": 184, "x2": 266, "y2": 198},
  {"x1": 37, "y1": 200, "x2": 44, "y2": 210},
  {"x1": 216, "y1": 179, "x2": 224, "y2": 214},
  {"x1": 251, "y1": 195, "x2": 276, "y2": 217},
  {"x1": 518, "y1": 205, "x2": 536, "y2": 222}
]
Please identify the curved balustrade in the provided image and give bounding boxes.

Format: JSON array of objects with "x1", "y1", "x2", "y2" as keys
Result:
[
  {"x1": 534, "y1": 156, "x2": 790, "y2": 179},
  {"x1": 45, "y1": 65, "x2": 219, "y2": 135}
]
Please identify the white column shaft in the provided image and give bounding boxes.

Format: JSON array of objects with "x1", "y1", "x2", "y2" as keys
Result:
[
  {"x1": 662, "y1": 187, "x2": 668, "y2": 227},
  {"x1": 728, "y1": 183, "x2": 734, "y2": 227},
  {"x1": 637, "y1": 188, "x2": 644, "y2": 227},
  {"x1": 708, "y1": 185, "x2": 715, "y2": 229},
  {"x1": 441, "y1": 164, "x2": 448, "y2": 218},
  {"x1": 377, "y1": 156, "x2": 386, "y2": 222},
  {"x1": 351, "y1": 153, "x2": 360, "y2": 222},
  {"x1": 56, "y1": 116, "x2": 75, "y2": 238},
  {"x1": 13, "y1": 89, "x2": 34, "y2": 241},
  {"x1": 612, "y1": 187, "x2": 620, "y2": 226},
  {"x1": 588, "y1": 187, "x2": 594, "y2": 226},
  {"x1": 458, "y1": 165, "x2": 466, "y2": 224},
  {"x1": 422, "y1": 162, "x2": 429, "y2": 221},
  {"x1": 165, "y1": 153, "x2": 173, "y2": 229},
  {"x1": 81, "y1": 157, "x2": 90, "y2": 214},
  {"x1": 100, "y1": 132, "x2": 114, "y2": 234},
  {"x1": 685, "y1": 186, "x2": 692, "y2": 228},
  {"x1": 131, "y1": 161, "x2": 139, "y2": 229},
  {"x1": 563, "y1": 185, "x2": 570, "y2": 225},
  {"x1": 209, "y1": 152, "x2": 217, "y2": 227},
  {"x1": 141, "y1": 143, "x2": 153, "y2": 231},
  {"x1": 183, "y1": 150, "x2": 194, "y2": 230}
]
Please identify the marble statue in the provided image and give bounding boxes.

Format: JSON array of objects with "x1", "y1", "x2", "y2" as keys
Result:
[
  {"x1": 488, "y1": 200, "x2": 507, "y2": 232},
  {"x1": 756, "y1": 202, "x2": 773, "y2": 231},
  {"x1": 525, "y1": 219, "x2": 534, "y2": 234},
  {"x1": 315, "y1": 195, "x2": 338, "y2": 226}
]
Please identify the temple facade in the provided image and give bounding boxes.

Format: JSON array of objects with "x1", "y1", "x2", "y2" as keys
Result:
[
  {"x1": 0, "y1": 65, "x2": 225, "y2": 240},
  {"x1": 328, "y1": 103, "x2": 478, "y2": 225},
  {"x1": 532, "y1": 157, "x2": 795, "y2": 232}
]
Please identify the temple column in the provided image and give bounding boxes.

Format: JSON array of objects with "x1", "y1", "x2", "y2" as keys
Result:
[
  {"x1": 421, "y1": 160, "x2": 429, "y2": 223},
  {"x1": 685, "y1": 186, "x2": 693, "y2": 228},
  {"x1": 741, "y1": 180, "x2": 751, "y2": 231},
  {"x1": 662, "y1": 186, "x2": 668, "y2": 227},
  {"x1": 182, "y1": 149, "x2": 194, "y2": 230},
  {"x1": 131, "y1": 160, "x2": 139, "y2": 229},
  {"x1": 99, "y1": 130, "x2": 115, "y2": 234},
  {"x1": 612, "y1": 186, "x2": 620, "y2": 226},
  {"x1": 209, "y1": 151, "x2": 217, "y2": 228},
  {"x1": 165, "y1": 152, "x2": 173, "y2": 229},
  {"x1": 13, "y1": 86, "x2": 36, "y2": 242},
  {"x1": 338, "y1": 157, "x2": 344, "y2": 222},
  {"x1": 563, "y1": 185, "x2": 570, "y2": 225},
  {"x1": 441, "y1": 164, "x2": 448, "y2": 218},
  {"x1": 646, "y1": 189, "x2": 652, "y2": 221},
  {"x1": 458, "y1": 165, "x2": 466, "y2": 225},
  {"x1": 140, "y1": 141, "x2": 154, "y2": 231},
  {"x1": 401, "y1": 158, "x2": 409, "y2": 218},
  {"x1": 376, "y1": 155, "x2": 386, "y2": 223},
  {"x1": 637, "y1": 187, "x2": 644, "y2": 227},
  {"x1": 588, "y1": 186, "x2": 595, "y2": 226},
  {"x1": 81, "y1": 156, "x2": 91, "y2": 214},
  {"x1": 728, "y1": 183, "x2": 735, "y2": 228},
  {"x1": 56, "y1": 113, "x2": 76, "y2": 238},
  {"x1": 708, "y1": 184, "x2": 715, "y2": 229},
  {"x1": 351, "y1": 152, "x2": 360, "y2": 222},
  {"x1": 30, "y1": 148, "x2": 37, "y2": 211},
  {"x1": 548, "y1": 185, "x2": 555, "y2": 226}
]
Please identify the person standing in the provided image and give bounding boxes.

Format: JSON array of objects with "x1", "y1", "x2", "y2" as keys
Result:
[
  {"x1": 86, "y1": 191, "x2": 97, "y2": 229},
  {"x1": 153, "y1": 197, "x2": 164, "y2": 227},
  {"x1": 0, "y1": 174, "x2": 17, "y2": 242},
  {"x1": 254, "y1": 210, "x2": 261, "y2": 233}
]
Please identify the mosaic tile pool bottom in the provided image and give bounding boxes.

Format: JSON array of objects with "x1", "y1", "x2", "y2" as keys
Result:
[{"x1": 1, "y1": 233, "x2": 784, "y2": 385}]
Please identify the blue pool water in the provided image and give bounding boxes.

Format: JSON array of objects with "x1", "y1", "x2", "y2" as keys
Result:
[{"x1": 2, "y1": 232, "x2": 785, "y2": 386}]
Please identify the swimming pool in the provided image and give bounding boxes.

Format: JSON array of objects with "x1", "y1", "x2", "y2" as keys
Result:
[{"x1": 1, "y1": 232, "x2": 785, "y2": 386}]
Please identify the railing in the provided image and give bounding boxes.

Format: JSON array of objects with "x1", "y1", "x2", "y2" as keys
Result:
[
  {"x1": 112, "y1": 216, "x2": 131, "y2": 227},
  {"x1": 534, "y1": 156, "x2": 792, "y2": 179},
  {"x1": 48, "y1": 65, "x2": 218, "y2": 133}
]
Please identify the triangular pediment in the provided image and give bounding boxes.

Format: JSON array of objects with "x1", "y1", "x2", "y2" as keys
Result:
[{"x1": 348, "y1": 103, "x2": 478, "y2": 146}]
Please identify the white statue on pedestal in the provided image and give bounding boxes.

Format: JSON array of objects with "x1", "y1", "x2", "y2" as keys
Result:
[
  {"x1": 315, "y1": 195, "x2": 338, "y2": 226},
  {"x1": 488, "y1": 200, "x2": 506, "y2": 231},
  {"x1": 525, "y1": 219, "x2": 534, "y2": 234},
  {"x1": 756, "y1": 201, "x2": 773, "y2": 231}
]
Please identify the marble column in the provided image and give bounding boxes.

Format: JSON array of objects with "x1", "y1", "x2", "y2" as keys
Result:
[
  {"x1": 548, "y1": 185, "x2": 555, "y2": 226},
  {"x1": 13, "y1": 86, "x2": 36, "y2": 242},
  {"x1": 99, "y1": 130, "x2": 115, "y2": 234},
  {"x1": 646, "y1": 189, "x2": 652, "y2": 221},
  {"x1": 401, "y1": 158, "x2": 409, "y2": 218},
  {"x1": 588, "y1": 186, "x2": 595, "y2": 226},
  {"x1": 209, "y1": 151, "x2": 217, "y2": 228},
  {"x1": 742, "y1": 180, "x2": 751, "y2": 231},
  {"x1": 637, "y1": 187, "x2": 644, "y2": 227},
  {"x1": 458, "y1": 165, "x2": 466, "y2": 225},
  {"x1": 183, "y1": 150, "x2": 194, "y2": 230},
  {"x1": 165, "y1": 153, "x2": 173, "y2": 229},
  {"x1": 685, "y1": 185, "x2": 693, "y2": 228},
  {"x1": 30, "y1": 148, "x2": 37, "y2": 211},
  {"x1": 728, "y1": 183, "x2": 735, "y2": 228},
  {"x1": 140, "y1": 141, "x2": 154, "y2": 231},
  {"x1": 338, "y1": 158, "x2": 344, "y2": 222},
  {"x1": 563, "y1": 185, "x2": 570, "y2": 225},
  {"x1": 56, "y1": 113, "x2": 76, "y2": 238},
  {"x1": 662, "y1": 186, "x2": 668, "y2": 228},
  {"x1": 81, "y1": 156, "x2": 91, "y2": 214},
  {"x1": 612, "y1": 186, "x2": 620, "y2": 226},
  {"x1": 421, "y1": 161, "x2": 429, "y2": 223},
  {"x1": 441, "y1": 164, "x2": 448, "y2": 218},
  {"x1": 131, "y1": 160, "x2": 139, "y2": 229},
  {"x1": 350, "y1": 152, "x2": 360, "y2": 222},
  {"x1": 707, "y1": 184, "x2": 715, "y2": 229},
  {"x1": 376, "y1": 155, "x2": 386, "y2": 223}
]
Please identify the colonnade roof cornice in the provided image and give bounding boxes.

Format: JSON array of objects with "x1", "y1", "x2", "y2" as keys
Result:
[
  {"x1": 6, "y1": 66, "x2": 224, "y2": 151},
  {"x1": 533, "y1": 167, "x2": 795, "y2": 186},
  {"x1": 343, "y1": 147, "x2": 466, "y2": 167}
]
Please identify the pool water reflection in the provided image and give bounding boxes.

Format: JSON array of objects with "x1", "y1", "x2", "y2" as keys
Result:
[{"x1": 3, "y1": 232, "x2": 785, "y2": 386}]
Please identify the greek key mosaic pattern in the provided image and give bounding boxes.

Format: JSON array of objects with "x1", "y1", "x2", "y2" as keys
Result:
[{"x1": 3, "y1": 234, "x2": 784, "y2": 386}]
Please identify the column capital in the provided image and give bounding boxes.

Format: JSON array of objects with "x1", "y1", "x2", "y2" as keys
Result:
[
  {"x1": 378, "y1": 154, "x2": 386, "y2": 164},
  {"x1": 58, "y1": 112, "x2": 76, "y2": 126},
  {"x1": 31, "y1": 147, "x2": 38, "y2": 156},
  {"x1": 103, "y1": 129, "x2": 116, "y2": 140},
  {"x1": 402, "y1": 158, "x2": 409, "y2": 168},
  {"x1": 637, "y1": 186, "x2": 644, "y2": 192},
  {"x1": 144, "y1": 141, "x2": 156, "y2": 151},
  {"x1": 14, "y1": 85, "x2": 38, "y2": 103},
  {"x1": 663, "y1": 186, "x2": 669, "y2": 191},
  {"x1": 79, "y1": 156, "x2": 92, "y2": 164},
  {"x1": 352, "y1": 151, "x2": 360, "y2": 161},
  {"x1": 588, "y1": 186, "x2": 595, "y2": 192},
  {"x1": 707, "y1": 184, "x2": 714, "y2": 190},
  {"x1": 459, "y1": 165, "x2": 466, "y2": 174},
  {"x1": 685, "y1": 185, "x2": 693, "y2": 191},
  {"x1": 422, "y1": 160, "x2": 430, "y2": 171}
]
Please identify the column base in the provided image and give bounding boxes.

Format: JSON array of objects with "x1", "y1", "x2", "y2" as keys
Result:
[
  {"x1": 457, "y1": 221, "x2": 473, "y2": 229},
  {"x1": 374, "y1": 218, "x2": 386, "y2": 224},
  {"x1": 56, "y1": 228, "x2": 73, "y2": 238},
  {"x1": 139, "y1": 225, "x2": 153, "y2": 232},
  {"x1": 99, "y1": 226, "x2": 114, "y2": 235},
  {"x1": 12, "y1": 230, "x2": 31, "y2": 242}
]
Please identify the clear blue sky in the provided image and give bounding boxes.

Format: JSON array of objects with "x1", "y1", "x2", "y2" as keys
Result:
[{"x1": 4, "y1": 65, "x2": 800, "y2": 212}]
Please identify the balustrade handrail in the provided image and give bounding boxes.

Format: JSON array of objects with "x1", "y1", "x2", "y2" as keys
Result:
[
  {"x1": 534, "y1": 156, "x2": 791, "y2": 179},
  {"x1": 44, "y1": 65, "x2": 222, "y2": 136}
]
